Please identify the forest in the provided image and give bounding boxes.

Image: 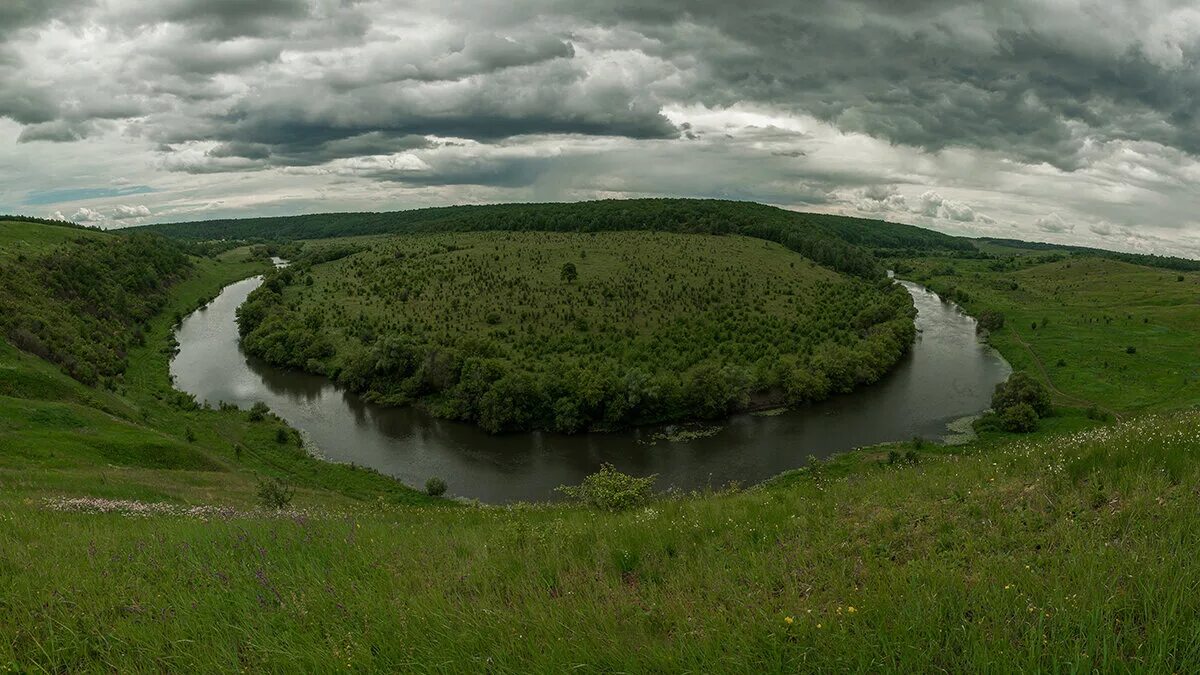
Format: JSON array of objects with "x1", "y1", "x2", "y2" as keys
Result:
[
  {"x1": 0, "y1": 222, "x2": 191, "y2": 386},
  {"x1": 238, "y1": 231, "x2": 916, "y2": 433},
  {"x1": 136, "y1": 199, "x2": 976, "y2": 280}
]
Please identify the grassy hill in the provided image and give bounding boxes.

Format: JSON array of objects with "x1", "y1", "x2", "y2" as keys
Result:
[
  {"x1": 901, "y1": 254, "x2": 1200, "y2": 415},
  {"x1": 0, "y1": 222, "x2": 433, "y2": 508},
  {"x1": 4, "y1": 405, "x2": 1199, "y2": 671},
  {"x1": 3, "y1": 209, "x2": 1200, "y2": 670},
  {"x1": 239, "y1": 231, "x2": 915, "y2": 432}
]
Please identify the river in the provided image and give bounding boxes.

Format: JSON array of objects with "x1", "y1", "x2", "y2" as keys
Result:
[{"x1": 171, "y1": 275, "x2": 1011, "y2": 503}]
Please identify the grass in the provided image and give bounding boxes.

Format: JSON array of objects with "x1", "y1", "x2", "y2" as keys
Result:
[
  {"x1": 4, "y1": 220, "x2": 1200, "y2": 670},
  {"x1": 0, "y1": 244, "x2": 433, "y2": 509},
  {"x1": 3, "y1": 410, "x2": 1199, "y2": 671},
  {"x1": 0, "y1": 220, "x2": 105, "y2": 261},
  {"x1": 902, "y1": 255, "x2": 1200, "y2": 415}
]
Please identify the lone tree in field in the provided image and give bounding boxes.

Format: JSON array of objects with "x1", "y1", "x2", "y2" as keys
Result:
[{"x1": 561, "y1": 262, "x2": 578, "y2": 283}]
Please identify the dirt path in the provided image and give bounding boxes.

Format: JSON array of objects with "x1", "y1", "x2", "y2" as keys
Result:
[{"x1": 1007, "y1": 327, "x2": 1123, "y2": 423}]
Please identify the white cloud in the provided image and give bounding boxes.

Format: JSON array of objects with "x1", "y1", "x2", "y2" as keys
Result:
[{"x1": 1034, "y1": 213, "x2": 1074, "y2": 234}]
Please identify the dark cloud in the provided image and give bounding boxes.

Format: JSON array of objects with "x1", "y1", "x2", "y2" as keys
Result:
[
  {"x1": 543, "y1": 0, "x2": 1200, "y2": 170},
  {"x1": 132, "y1": 0, "x2": 313, "y2": 40},
  {"x1": 202, "y1": 132, "x2": 433, "y2": 169},
  {"x1": 0, "y1": 0, "x2": 89, "y2": 35},
  {"x1": 17, "y1": 120, "x2": 97, "y2": 143},
  {"x1": 3, "y1": 0, "x2": 1200, "y2": 256}
]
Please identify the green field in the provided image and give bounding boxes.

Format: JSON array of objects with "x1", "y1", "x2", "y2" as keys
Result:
[
  {"x1": 901, "y1": 254, "x2": 1200, "y2": 415},
  {"x1": 240, "y1": 231, "x2": 915, "y2": 432},
  {"x1": 4, "y1": 205, "x2": 1200, "y2": 671}
]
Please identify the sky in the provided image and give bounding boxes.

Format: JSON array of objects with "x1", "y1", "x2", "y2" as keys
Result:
[{"x1": 4, "y1": 1, "x2": 1200, "y2": 257}]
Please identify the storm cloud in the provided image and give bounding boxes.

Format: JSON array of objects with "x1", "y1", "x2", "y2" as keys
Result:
[{"x1": 3, "y1": 0, "x2": 1200, "y2": 257}]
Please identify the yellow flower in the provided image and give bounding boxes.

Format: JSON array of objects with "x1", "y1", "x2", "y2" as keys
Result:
[
  {"x1": 816, "y1": 623, "x2": 823, "y2": 629},
  {"x1": 784, "y1": 616, "x2": 794, "y2": 625},
  {"x1": 847, "y1": 606, "x2": 857, "y2": 614}
]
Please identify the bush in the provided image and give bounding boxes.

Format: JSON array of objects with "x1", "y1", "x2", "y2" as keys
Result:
[
  {"x1": 256, "y1": 477, "x2": 294, "y2": 509},
  {"x1": 976, "y1": 310, "x2": 1005, "y2": 332},
  {"x1": 1126, "y1": 346, "x2": 1137, "y2": 355},
  {"x1": 425, "y1": 477, "x2": 448, "y2": 497},
  {"x1": 557, "y1": 464, "x2": 655, "y2": 511},
  {"x1": 1000, "y1": 402, "x2": 1040, "y2": 432},
  {"x1": 992, "y1": 372, "x2": 1052, "y2": 418},
  {"x1": 248, "y1": 401, "x2": 271, "y2": 422},
  {"x1": 275, "y1": 427, "x2": 290, "y2": 444}
]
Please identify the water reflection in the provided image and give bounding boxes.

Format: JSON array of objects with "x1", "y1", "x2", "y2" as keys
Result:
[{"x1": 172, "y1": 277, "x2": 1011, "y2": 503}]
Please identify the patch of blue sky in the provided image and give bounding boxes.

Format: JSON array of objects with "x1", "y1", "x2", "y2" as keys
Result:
[{"x1": 23, "y1": 185, "x2": 156, "y2": 206}]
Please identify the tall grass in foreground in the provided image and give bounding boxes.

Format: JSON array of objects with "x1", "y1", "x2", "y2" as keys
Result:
[{"x1": 3, "y1": 411, "x2": 1200, "y2": 671}]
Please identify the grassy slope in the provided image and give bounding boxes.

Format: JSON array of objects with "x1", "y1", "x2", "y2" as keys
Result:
[
  {"x1": 4, "y1": 409, "x2": 1200, "y2": 671},
  {"x1": 4, "y1": 220, "x2": 1200, "y2": 670},
  {"x1": 905, "y1": 255, "x2": 1200, "y2": 414},
  {"x1": 0, "y1": 244, "x2": 432, "y2": 508},
  {"x1": 0, "y1": 219, "x2": 106, "y2": 260}
]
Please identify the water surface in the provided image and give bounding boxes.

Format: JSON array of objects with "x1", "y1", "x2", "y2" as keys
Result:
[{"x1": 172, "y1": 277, "x2": 1010, "y2": 502}]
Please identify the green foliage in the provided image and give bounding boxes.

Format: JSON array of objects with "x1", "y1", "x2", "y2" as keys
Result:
[
  {"x1": 238, "y1": 231, "x2": 916, "y2": 432},
  {"x1": 992, "y1": 372, "x2": 1053, "y2": 419},
  {"x1": 560, "y1": 261, "x2": 577, "y2": 283},
  {"x1": 976, "y1": 309, "x2": 1005, "y2": 332},
  {"x1": 557, "y1": 463, "x2": 656, "y2": 510},
  {"x1": 255, "y1": 476, "x2": 294, "y2": 509},
  {"x1": 1000, "y1": 402, "x2": 1040, "y2": 432},
  {"x1": 424, "y1": 477, "x2": 447, "y2": 497},
  {"x1": 136, "y1": 198, "x2": 979, "y2": 280},
  {"x1": 248, "y1": 401, "x2": 271, "y2": 422},
  {"x1": 0, "y1": 227, "x2": 191, "y2": 385}
]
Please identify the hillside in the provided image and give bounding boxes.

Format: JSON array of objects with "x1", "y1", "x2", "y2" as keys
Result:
[
  {"x1": 132, "y1": 199, "x2": 977, "y2": 279},
  {"x1": 900, "y1": 254, "x2": 1200, "y2": 414},
  {"x1": 0, "y1": 222, "x2": 432, "y2": 508},
  {"x1": 4, "y1": 403, "x2": 1199, "y2": 670},
  {"x1": 239, "y1": 231, "x2": 915, "y2": 432},
  {"x1": 3, "y1": 214, "x2": 1200, "y2": 670}
]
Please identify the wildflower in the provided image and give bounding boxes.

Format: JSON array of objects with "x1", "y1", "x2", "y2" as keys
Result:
[
  {"x1": 847, "y1": 606, "x2": 857, "y2": 614},
  {"x1": 784, "y1": 616, "x2": 794, "y2": 625},
  {"x1": 816, "y1": 623, "x2": 823, "y2": 629}
]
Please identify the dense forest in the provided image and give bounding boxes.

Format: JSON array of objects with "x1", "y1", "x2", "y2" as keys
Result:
[
  {"x1": 0, "y1": 224, "x2": 191, "y2": 386},
  {"x1": 135, "y1": 199, "x2": 976, "y2": 279},
  {"x1": 238, "y1": 232, "x2": 916, "y2": 433}
]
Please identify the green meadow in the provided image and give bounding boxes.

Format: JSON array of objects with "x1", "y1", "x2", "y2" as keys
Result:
[
  {"x1": 2, "y1": 202, "x2": 1200, "y2": 671},
  {"x1": 903, "y1": 253, "x2": 1200, "y2": 415}
]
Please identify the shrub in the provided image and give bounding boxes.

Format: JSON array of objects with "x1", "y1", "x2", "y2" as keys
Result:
[
  {"x1": 976, "y1": 310, "x2": 1005, "y2": 332},
  {"x1": 425, "y1": 477, "x2": 448, "y2": 497},
  {"x1": 992, "y1": 372, "x2": 1052, "y2": 418},
  {"x1": 557, "y1": 464, "x2": 655, "y2": 511},
  {"x1": 248, "y1": 401, "x2": 271, "y2": 422},
  {"x1": 1126, "y1": 346, "x2": 1137, "y2": 355},
  {"x1": 1000, "y1": 402, "x2": 1040, "y2": 432},
  {"x1": 275, "y1": 427, "x2": 290, "y2": 444},
  {"x1": 256, "y1": 477, "x2": 294, "y2": 509}
]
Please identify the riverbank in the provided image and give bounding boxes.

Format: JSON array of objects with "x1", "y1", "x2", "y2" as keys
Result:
[{"x1": 172, "y1": 272, "x2": 1009, "y2": 502}]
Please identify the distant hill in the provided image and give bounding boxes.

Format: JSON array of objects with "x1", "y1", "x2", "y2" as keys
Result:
[
  {"x1": 131, "y1": 199, "x2": 977, "y2": 279},
  {"x1": 978, "y1": 237, "x2": 1200, "y2": 272}
]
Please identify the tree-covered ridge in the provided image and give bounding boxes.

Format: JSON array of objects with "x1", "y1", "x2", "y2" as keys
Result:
[
  {"x1": 134, "y1": 199, "x2": 976, "y2": 279},
  {"x1": 238, "y1": 231, "x2": 915, "y2": 433},
  {"x1": 0, "y1": 230, "x2": 192, "y2": 386},
  {"x1": 977, "y1": 237, "x2": 1200, "y2": 271}
]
